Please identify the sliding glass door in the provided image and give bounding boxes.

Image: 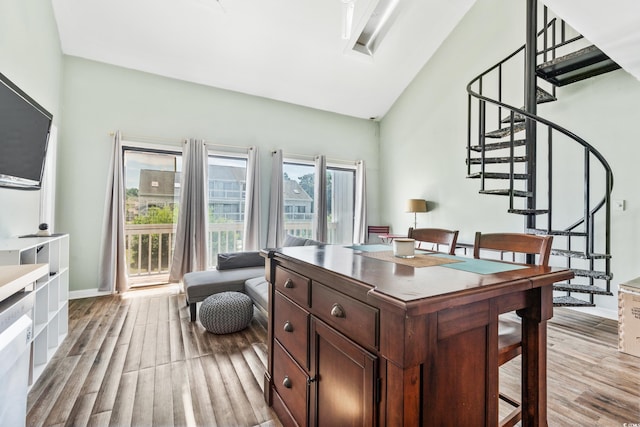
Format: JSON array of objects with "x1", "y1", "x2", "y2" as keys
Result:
[{"x1": 124, "y1": 148, "x2": 181, "y2": 286}]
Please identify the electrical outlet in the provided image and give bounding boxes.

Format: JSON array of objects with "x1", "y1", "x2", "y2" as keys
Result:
[{"x1": 613, "y1": 200, "x2": 626, "y2": 211}]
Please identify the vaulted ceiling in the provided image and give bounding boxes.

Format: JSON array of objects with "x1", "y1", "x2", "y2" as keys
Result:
[
  {"x1": 51, "y1": 0, "x2": 476, "y2": 120},
  {"x1": 51, "y1": 0, "x2": 639, "y2": 121}
]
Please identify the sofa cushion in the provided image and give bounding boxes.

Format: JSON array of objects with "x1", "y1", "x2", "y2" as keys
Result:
[
  {"x1": 217, "y1": 251, "x2": 264, "y2": 270},
  {"x1": 304, "y1": 239, "x2": 323, "y2": 246},
  {"x1": 244, "y1": 276, "x2": 269, "y2": 314},
  {"x1": 283, "y1": 234, "x2": 309, "y2": 247},
  {"x1": 284, "y1": 234, "x2": 325, "y2": 247},
  {"x1": 184, "y1": 267, "x2": 264, "y2": 302}
]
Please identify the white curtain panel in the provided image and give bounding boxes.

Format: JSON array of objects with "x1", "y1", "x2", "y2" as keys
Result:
[
  {"x1": 353, "y1": 160, "x2": 367, "y2": 244},
  {"x1": 98, "y1": 131, "x2": 128, "y2": 293},
  {"x1": 266, "y1": 149, "x2": 284, "y2": 248},
  {"x1": 313, "y1": 155, "x2": 327, "y2": 242},
  {"x1": 243, "y1": 146, "x2": 261, "y2": 250},
  {"x1": 169, "y1": 139, "x2": 208, "y2": 282}
]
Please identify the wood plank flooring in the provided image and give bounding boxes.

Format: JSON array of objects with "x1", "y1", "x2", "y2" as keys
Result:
[
  {"x1": 500, "y1": 309, "x2": 640, "y2": 426},
  {"x1": 27, "y1": 285, "x2": 640, "y2": 426},
  {"x1": 27, "y1": 285, "x2": 281, "y2": 427}
]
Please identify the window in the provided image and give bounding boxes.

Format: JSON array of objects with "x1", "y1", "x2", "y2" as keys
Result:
[
  {"x1": 283, "y1": 161, "x2": 355, "y2": 244},
  {"x1": 123, "y1": 148, "x2": 182, "y2": 286},
  {"x1": 207, "y1": 154, "x2": 248, "y2": 266},
  {"x1": 123, "y1": 146, "x2": 251, "y2": 285}
]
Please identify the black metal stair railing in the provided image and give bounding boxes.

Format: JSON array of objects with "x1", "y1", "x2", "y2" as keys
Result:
[{"x1": 465, "y1": 15, "x2": 614, "y2": 307}]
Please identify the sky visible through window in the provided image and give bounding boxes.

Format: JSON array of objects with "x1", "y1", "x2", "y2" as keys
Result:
[
  {"x1": 124, "y1": 150, "x2": 247, "y2": 190},
  {"x1": 124, "y1": 151, "x2": 180, "y2": 190}
]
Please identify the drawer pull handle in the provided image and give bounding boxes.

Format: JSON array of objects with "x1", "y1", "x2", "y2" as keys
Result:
[
  {"x1": 283, "y1": 321, "x2": 294, "y2": 332},
  {"x1": 284, "y1": 278, "x2": 294, "y2": 289},
  {"x1": 283, "y1": 376, "x2": 292, "y2": 389},
  {"x1": 330, "y1": 303, "x2": 345, "y2": 318}
]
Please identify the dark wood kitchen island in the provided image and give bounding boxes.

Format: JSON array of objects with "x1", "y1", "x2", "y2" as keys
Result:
[{"x1": 262, "y1": 245, "x2": 573, "y2": 426}]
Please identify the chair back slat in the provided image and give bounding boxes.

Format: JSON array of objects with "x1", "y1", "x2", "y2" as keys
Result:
[
  {"x1": 367, "y1": 225, "x2": 390, "y2": 242},
  {"x1": 407, "y1": 227, "x2": 459, "y2": 255},
  {"x1": 473, "y1": 232, "x2": 553, "y2": 266},
  {"x1": 368, "y1": 225, "x2": 390, "y2": 234}
]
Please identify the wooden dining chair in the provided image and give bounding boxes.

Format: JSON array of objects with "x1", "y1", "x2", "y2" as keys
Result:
[
  {"x1": 473, "y1": 232, "x2": 553, "y2": 266},
  {"x1": 367, "y1": 225, "x2": 390, "y2": 243},
  {"x1": 407, "y1": 227, "x2": 459, "y2": 255},
  {"x1": 473, "y1": 232, "x2": 553, "y2": 427}
]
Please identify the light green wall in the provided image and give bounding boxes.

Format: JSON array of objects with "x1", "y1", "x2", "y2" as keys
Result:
[
  {"x1": 0, "y1": 0, "x2": 63, "y2": 237},
  {"x1": 380, "y1": 0, "x2": 640, "y2": 315},
  {"x1": 59, "y1": 57, "x2": 380, "y2": 292},
  {"x1": 4, "y1": 0, "x2": 638, "y2": 315}
]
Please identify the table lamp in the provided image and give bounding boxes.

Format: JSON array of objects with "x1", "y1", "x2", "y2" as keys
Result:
[{"x1": 406, "y1": 199, "x2": 427, "y2": 229}]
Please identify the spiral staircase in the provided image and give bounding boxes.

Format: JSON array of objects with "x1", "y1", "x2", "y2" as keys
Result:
[{"x1": 465, "y1": 2, "x2": 619, "y2": 307}]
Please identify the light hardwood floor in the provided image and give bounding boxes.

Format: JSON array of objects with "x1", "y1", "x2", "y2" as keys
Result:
[
  {"x1": 27, "y1": 285, "x2": 281, "y2": 427},
  {"x1": 27, "y1": 285, "x2": 640, "y2": 426}
]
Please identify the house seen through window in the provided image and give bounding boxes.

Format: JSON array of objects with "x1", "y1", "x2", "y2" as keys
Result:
[{"x1": 283, "y1": 161, "x2": 355, "y2": 245}]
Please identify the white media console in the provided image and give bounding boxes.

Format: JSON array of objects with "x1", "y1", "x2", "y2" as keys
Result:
[{"x1": 0, "y1": 234, "x2": 69, "y2": 385}]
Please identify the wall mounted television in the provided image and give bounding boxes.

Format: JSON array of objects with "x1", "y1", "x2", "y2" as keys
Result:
[{"x1": 0, "y1": 72, "x2": 52, "y2": 190}]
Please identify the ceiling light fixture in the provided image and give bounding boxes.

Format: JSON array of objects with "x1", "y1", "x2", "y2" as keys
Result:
[
  {"x1": 353, "y1": 0, "x2": 401, "y2": 56},
  {"x1": 341, "y1": 0, "x2": 356, "y2": 40}
]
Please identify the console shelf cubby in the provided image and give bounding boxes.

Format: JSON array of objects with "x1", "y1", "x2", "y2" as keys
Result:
[{"x1": 0, "y1": 234, "x2": 69, "y2": 386}]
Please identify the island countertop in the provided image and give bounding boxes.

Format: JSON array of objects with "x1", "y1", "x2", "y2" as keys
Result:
[{"x1": 270, "y1": 244, "x2": 573, "y2": 306}]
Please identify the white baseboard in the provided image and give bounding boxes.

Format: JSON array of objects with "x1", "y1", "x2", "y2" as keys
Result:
[
  {"x1": 69, "y1": 288, "x2": 114, "y2": 300},
  {"x1": 68, "y1": 287, "x2": 619, "y2": 321}
]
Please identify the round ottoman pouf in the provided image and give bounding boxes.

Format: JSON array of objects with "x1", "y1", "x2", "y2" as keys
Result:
[{"x1": 199, "y1": 291, "x2": 253, "y2": 334}]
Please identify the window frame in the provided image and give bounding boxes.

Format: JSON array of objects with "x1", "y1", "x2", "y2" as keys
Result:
[{"x1": 282, "y1": 157, "x2": 357, "y2": 244}]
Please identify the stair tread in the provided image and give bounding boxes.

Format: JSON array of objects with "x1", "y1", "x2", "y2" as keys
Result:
[
  {"x1": 508, "y1": 209, "x2": 549, "y2": 215},
  {"x1": 467, "y1": 172, "x2": 529, "y2": 180},
  {"x1": 537, "y1": 45, "x2": 621, "y2": 87},
  {"x1": 538, "y1": 45, "x2": 613, "y2": 71},
  {"x1": 498, "y1": 88, "x2": 555, "y2": 122},
  {"x1": 553, "y1": 295, "x2": 595, "y2": 307},
  {"x1": 485, "y1": 122, "x2": 526, "y2": 138},
  {"x1": 479, "y1": 189, "x2": 532, "y2": 197},
  {"x1": 554, "y1": 283, "x2": 613, "y2": 295},
  {"x1": 571, "y1": 268, "x2": 613, "y2": 280},
  {"x1": 526, "y1": 228, "x2": 588, "y2": 237},
  {"x1": 467, "y1": 156, "x2": 528, "y2": 164},
  {"x1": 500, "y1": 111, "x2": 526, "y2": 124},
  {"x1": 469, "y1": 139, "x2": 527, "y2": 152},
  {"x1": 535, "y1": 87, "x2": 556, "y2": 104},
  {"x1": 551, "y1": 249, "x2": 611, "y2": 259}
]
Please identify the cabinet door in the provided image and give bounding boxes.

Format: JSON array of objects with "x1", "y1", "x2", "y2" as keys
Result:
[{"x1": 309, "y1": 317, "x2": 377, "y2": 427}]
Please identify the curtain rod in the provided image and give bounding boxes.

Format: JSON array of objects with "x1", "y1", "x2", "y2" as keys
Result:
[
  {"x1": 274, "y1": 150, "x2": 357, "y2": 166},
  {"x1": 109, "y1": 131, "x2": 184, "y2": 145},
  {"x1": 109, "y1": 131, "x2": 250, "y2": 152},
  {"x1": 207, "y1": 142, "x2": 251, "y2": 152}
]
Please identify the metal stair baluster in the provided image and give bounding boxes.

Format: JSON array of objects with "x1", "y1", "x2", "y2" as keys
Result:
[{"x1": 465, "y1": 6, "x2": 615, "y2": 308}]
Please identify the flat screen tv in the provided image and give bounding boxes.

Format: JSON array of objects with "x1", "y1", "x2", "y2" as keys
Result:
[{"x1": 0, "y1": 72, "x2": 52, "y2": 190}]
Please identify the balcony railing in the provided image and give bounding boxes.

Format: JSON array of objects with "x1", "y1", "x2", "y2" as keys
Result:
[{"x1": 124, "y1": 221, "x2": 323, "y2": 284}]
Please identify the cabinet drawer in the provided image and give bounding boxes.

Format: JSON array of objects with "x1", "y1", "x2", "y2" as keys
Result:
[
  {"x1": 311, "y1": 281, "x2": 378, "y2": 349},
  {"x1": 273, "y1": 341, "x2": 308, "y2": 427},
  {"x1": 275, "y1": 266, "x2": 310, "y2": 307},
  {"x1": 274, "y1": 292, "x2": 309, "y2": 369}
]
